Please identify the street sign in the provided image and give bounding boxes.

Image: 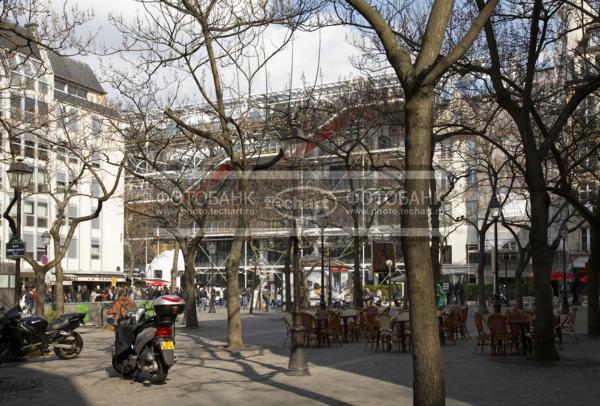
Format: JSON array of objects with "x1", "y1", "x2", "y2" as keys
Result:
[
  {"x1": 111, "y1": 277, "x2": 117, "y2": 287},
  {"x1": 40, "y1": 255, "x2": 49, "y2": 265},
  {"x1": 6, "y1": 237, "x2": 26, "y2": 259}
]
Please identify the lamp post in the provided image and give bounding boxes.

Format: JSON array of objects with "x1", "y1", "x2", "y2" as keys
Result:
[
  {"x1": 490, "y1": 194, "x2": 502, "y2": 313},
  {"x1": 327, "y1": 242, "x2": 332, "y2": 308},
  {"x1": 560, "y1": 225, "x2": 569, "y2": 315},
  {"x1": 7, "y1": 159, "x2": 33, "y2": 304},
  {"x1": 41, "y1": 231, "x2": 51, "y2": 254},
  {"x1": 385, "y1": 259, "x2": 393, "y2": 307},
  {"x1": 319, "y1": 206, "x2": 326, "y2": 310},
  {"x1": 281, "y1": 125, "x2": 308, "y2": 376},
  {"x1": 208, "y1": 241, "x2": 217, "y2": 285}
]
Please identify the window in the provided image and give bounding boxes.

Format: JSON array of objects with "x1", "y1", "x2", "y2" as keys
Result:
[
  {"x1": 91, "y1": 152, "x2": 102, "y2": 169},
  {"x1": 441, "y1": 245, "x2": 452, "y2": 264},
  {"x1": 578, "y1": 182, "x2": 596, "y2": 204},
  {"x1": 24, "y1": 138, "x2": 35, "y2": 158},
  {"x1": 10, "y1": 93, "x2": 22, "y2": 120},
  {"x1": 466, "y1": 200, "x2": 478, "y2": 221},
  {"x1": 55, "y1": 79, "x2": 66, "y2": 92},
  {"x1": 38, "y1": 81, "x2": 49, "y2": 95},
  {"x1": 155, "y1": 270, "x2": 162, "y2": 279},
  {"x1": 91, "y1": 179, "x2": 101, "y2": 198},
  {"x1": 67, "y1": 237, "x2": 77, "y2": 259},
  {"x1": 24, "y1": 97, "x2": 35, "y2": 123},
  {"x1": 24, "y1": 233, "x2": 34, "y2": 257},
  {"x1": 38, "y1": 143, "x2": 48, "y2": 161},
  {"x1": 56, "y1": 172, "x2": 67, "y2": 192},
  {"x1": 38, "y1": 101, "x2": 48, "y2": 124},
  {"x1": 36, "y1": 234, "x2": 47, "y2": 261},
  {"x1": 67, "y1": 204, "x2": 78, "y2": 226},
  {"x1": 37, "y1": 201, "x2": 48, "y2": 228},
  {"x1": 11, "y1": 136, "x2": 22, "y2": 155},
  {"x1": 24, "y1": 200, "x2": 35, "y2": 227},
  {"x1": 91, "y1": 202, "x2": 100, "y2": 229},
  {"x1": 91, "y1": 238, "x2": 100, "y2": 260},
  {"x1": 581, "y1": 227, "x2": 590, "y2": 252}
]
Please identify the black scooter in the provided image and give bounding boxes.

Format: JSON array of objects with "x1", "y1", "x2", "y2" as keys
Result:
[
  {"x1": 0, "y1": 305, "x2": 85, "y2": 363},
  {"x1": 112, "y1": 295, "x2": 184, "y2": 384}
]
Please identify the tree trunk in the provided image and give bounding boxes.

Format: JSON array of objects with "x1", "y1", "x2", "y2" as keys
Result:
[
  {"x1": 514, "y1": 254, "x2": 528, "y2": 310},
  {"x1": 353, "y1": 235, "x2": 362, "y2": 308},
  {"x1": 588, "y1": 224, "x2": 600, "y2": 335},
  {"x1": 430, "y1": 175, "x2": 441, "y2": 288},
  {"x1": 402, "y1": 88, "x2": 445, "y2": 405},
  {"x1": 54, "y1": 242, "x2": 64, "y2": 315},
  {"x1": 477, "y1": 231, "x2": 488, "y2": 315},
  {"x1": 34, "y1": 269, "x2": 45, "y2": 316},
  {"x1": 183, "y1": 247, "x2": 198, "y2": 328},
  {"x1": 224, "y1": 175, "x2": 248, "y2": 351},
  {"x1": 284, "y1": 237, "x2": 292, "y2": 312},
  {"x1": 171, "y1": 241, "x2": 179, "y2": 291},
  {"x1": 528, "y1": 185, "x2": 558, "y2": 360}
]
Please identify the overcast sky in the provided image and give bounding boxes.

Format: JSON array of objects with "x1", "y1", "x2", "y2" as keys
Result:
[{"x1": 60, "y1": 0, "x2": 361, "y2": 101}]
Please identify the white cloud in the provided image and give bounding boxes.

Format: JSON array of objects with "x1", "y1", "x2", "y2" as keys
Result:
[{"x1": 51, "y1": 1, "x2": 361, "y2": 100}]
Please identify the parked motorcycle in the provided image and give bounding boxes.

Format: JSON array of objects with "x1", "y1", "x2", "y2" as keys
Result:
[
  {"x1": 112, "y1": 295, "x2": 185, "y2": 384},
  {"x1": 0, "y1": 305, "x2": 85, "y2": 364}
]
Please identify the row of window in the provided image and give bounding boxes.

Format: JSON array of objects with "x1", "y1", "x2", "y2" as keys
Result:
[
  {"x1": 19, "y1": 235, "x2": 101, "y2": 261},
  {"x1": 21, "y1": 200, "x2": 100, "y2": 230}
]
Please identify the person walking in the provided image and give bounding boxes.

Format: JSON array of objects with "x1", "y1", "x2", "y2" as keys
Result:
[{"x1": 209, "y1": 288, "x2": 216, "y2": 313}]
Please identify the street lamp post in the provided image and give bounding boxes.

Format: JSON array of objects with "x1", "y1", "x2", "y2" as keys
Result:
[
  {"x1": 281, "y1": 125, "x2": 308, "y2": 376},
  {"x1": 490, "y1": 194, "x2": 502, "y2": 313},
  {"x1": 560, "y1": 225, "x2": 569, "y2": 315},
  {"x1": 327, "y1": 243, "x2": 332, "y2": 308},
  {"x1": 319, "y1": 207, "x2": 326, "y2": 310},
  {"x1": 208, "y1": 241, "x2": 217, "y2": 286},
  {"x1": 6, "y1": 159, "x2": 33, "y2": 304},
  {"x1": 385, "y1": 259, "x2": 393, "y2": 307}
]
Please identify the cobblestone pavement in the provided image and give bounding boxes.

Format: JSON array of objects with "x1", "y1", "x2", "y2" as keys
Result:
[{"x1": 1, "y1": 305, "x2": 599, "y2": 406}]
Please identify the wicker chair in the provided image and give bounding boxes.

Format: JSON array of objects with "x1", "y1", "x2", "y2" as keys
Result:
[
  {"x1": 377, "y1": 313, "x2": 395, "y2": 352},
  {"x1": 363, "y1": 313, "x2": 380, "y2": 351},
  {"x1": 439, "y1": 313, "x2": 457, "y2": 345},
  {"x1": 342, "y1": 308, "x2": 359, "y2": 342},
  {"x1": 473, "y1": 312, "x2": 492, "y2": 353},
  {"x1": 300, "y1": 312, "x2": 317, "y2": 346},
  {"x1": 488, "y1": 313, "x2": 512, "y2": 356}
]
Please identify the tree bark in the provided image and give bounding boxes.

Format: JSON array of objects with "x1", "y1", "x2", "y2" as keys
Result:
[
  {"x1": 528, "y1": 184, "x2": 559, "y2": 360},
  {"x1": 402, "y1": 88, "x2": 445, "y2": 405},
  {"x1": 34, "y1": 269, "x2": 45, "y2": 316},
  {"x1": 588, "y1": 224, "x2": 600, "y2": 335},
  {"x1": 171, "y1": 241, "x2": 179, "y2": 291},
  {"x1": 284, "y1": 237, "x2": 292, "y2": 312},
  {"x1": 477, "y1": 231, "x2": 488, "y2": 315},
  {"x1": 182, "y1": 247, "x2": 198, "y2": 328},
  {"x1": 224, "y1": 175, "x2": 248, "y2": 351},
  {"x1": 54, "y1": 242, "x2": 64, "y2": 316}
]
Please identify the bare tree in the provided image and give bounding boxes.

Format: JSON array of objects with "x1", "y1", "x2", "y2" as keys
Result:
[{"x1": 336, "y1": 1, "x2": 499, "y2": 403}]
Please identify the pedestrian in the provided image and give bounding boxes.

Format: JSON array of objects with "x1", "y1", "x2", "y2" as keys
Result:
[
  {"x1": 209, "y1": 288, "x2": 216, "y2": 313},
  {"x1": 261, "y1": 285, "x2": 270, "y2": 312},
  {"x1": 90, "y1": 289, "x2": 98, "y2": 303}
]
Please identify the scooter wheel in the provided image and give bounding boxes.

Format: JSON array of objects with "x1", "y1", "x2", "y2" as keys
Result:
[
  {"x1": 54, "y1": 332, "x2": 83, "y2": 360},
  {"x1": 151, "y1": 356, "x2": 169, "y2": 384}
]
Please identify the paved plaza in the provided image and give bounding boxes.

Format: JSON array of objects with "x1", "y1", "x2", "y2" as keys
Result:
[{"x1": 1, "y1": 307, "x2": 599, "y2": 406}]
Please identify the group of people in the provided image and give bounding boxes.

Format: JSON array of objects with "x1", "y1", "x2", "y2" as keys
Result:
[{"x1": 194, "y1": 285, "x2": 226, "y2": 313}]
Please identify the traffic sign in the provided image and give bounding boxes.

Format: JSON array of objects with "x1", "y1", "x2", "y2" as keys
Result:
[
  {"x1": 40, "y1": 255, "x2": 49, "y2": 265},
  {"x1": 6, "y1": 237, "x2": 26, "y2": 259},
  {"x1": 111, "y1": 277, "x2": 117, "y2": 287}
]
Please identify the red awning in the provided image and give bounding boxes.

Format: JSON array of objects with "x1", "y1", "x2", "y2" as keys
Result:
[
  {"x1": 147, "y1": 280, "x2": 168, "y2": 287},
  {"x1": 550, "y1": 268, "x2": 589, "y2": 283}
]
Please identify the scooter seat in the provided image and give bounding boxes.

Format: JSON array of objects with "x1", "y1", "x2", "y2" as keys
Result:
[{"x1": 47, "y1": 318, "x2": 70, "y2": 331}]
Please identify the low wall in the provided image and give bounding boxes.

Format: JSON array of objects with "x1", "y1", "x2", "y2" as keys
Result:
[{"x1": 60, "y1": 300, "x2": 155, "y2": 325}]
